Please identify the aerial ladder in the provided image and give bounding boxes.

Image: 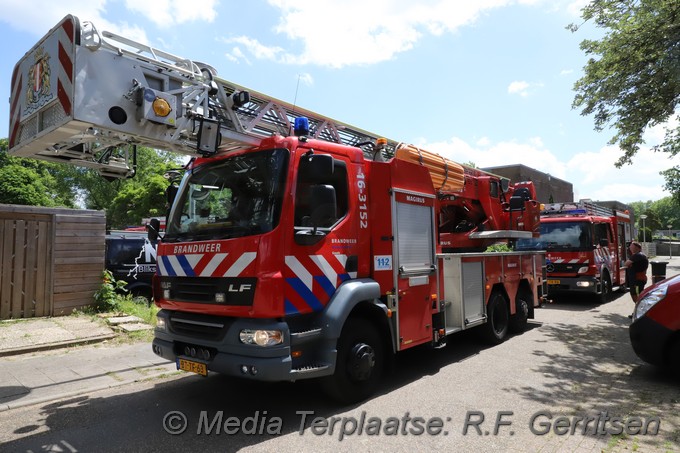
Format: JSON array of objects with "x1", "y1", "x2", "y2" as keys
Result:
[{"x1": 9, "y1": 15, "x2": 400, "y2": 179}]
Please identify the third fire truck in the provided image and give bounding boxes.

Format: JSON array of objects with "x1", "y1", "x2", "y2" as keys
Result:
[
  {"x1": 9, "y1": 15, "x2": 547, "y2": 402},
  {"x1": 516, "y1": 200, "x2": 632, "y2": 302}
]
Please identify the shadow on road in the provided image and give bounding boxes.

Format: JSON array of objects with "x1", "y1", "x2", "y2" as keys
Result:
[
  {"x1": 0, "y1": 327, "x2": 536, "y2": 451},
  {"x1": 504, "y1": 306, "x2": 680, "y2": 451}
]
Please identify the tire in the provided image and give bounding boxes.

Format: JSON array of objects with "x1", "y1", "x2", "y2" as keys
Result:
[
  {"x1": 599, "y1": 274, "x2": 612, "y2": 304},
  {"x1": 321, "y1": 318, "x2": 384, "y2": 404},
  {"x1": 668, "y1": 337, "x2": 680, "y2": 378},
  {"x1": 480, "y1": 292, "x2": 509, "y2": 345},
  {"x1": 509, "y1": 296, "x2": 529, "y2": 334}
]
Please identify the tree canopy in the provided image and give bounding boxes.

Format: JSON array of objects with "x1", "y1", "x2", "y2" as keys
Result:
[
  {"x1": 0, "y1": 138, "x2": 76, "y2": 207},
  {"x1": 570, "y1": 0, "x2": 680, "y2": 194},
  {"x1": 630, "y1": 196, "x2": 680, "y2": 240},
  {"x1": 0, "y1": 139, "x2": 184, "y2": 228}
]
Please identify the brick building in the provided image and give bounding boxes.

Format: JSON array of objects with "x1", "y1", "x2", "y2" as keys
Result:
[{"x1": 482, "y1": 164, "x2": 573, "y2": 204}]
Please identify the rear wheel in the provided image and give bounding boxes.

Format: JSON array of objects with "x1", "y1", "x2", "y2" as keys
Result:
[
  {"x1": 480, "y1": 292, "x2": 509, "y2": 345},
  {"x1": 509, "y1": 296, "x2": 529, "y2": 334},
  {"x1": 321, "y1": 318, "x2": 384, "y2": 403}
]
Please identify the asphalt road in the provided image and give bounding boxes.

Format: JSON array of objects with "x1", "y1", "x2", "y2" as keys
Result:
[{"x1": 0, "y1": 291, "x2": 678, "y2": 453}]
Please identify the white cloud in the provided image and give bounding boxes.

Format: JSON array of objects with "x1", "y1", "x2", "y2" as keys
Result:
[
  {"x1": 508, "y1": 81, "x2": 530, "y2": 96},
  {"x1": 560, "y1": 69, "x2": 574, "y2": 76},
  {"x1": 0, "y1": 1, "x2": 153, "y2": 46},
  {"x1": 0, "y1": 0, "x2": 217, "y2": 41},
  {"x1": 508, "y1": 80, "x2": 544, "y2": 97},
  {"x1": 223, "y1": 36, "x2": 291, "y2": 63},
  {"x1": 224, "y1": 0, "x2": 542, "y2": 68},
  {"x1": 226, "y1": 47, "x2": 250, "y2": 65},
  {"x1": 0, "y1": 0, "x2": 108, "y2": 35},
  {"x1": 123, "y1": 0, "x2": 218, "y2": 27},
  {"x1": 566, "y1": 0, "x2": 589, "y2": 17},
  {"x1": 415, "y1": 136, "x2": 679, "y2": 203},
  {"x1": 297, "y1": 73, "x2": 314, "y2": 86},
  {"x1": 643, "y1": 115, "x2": 680, "y2": 147}
]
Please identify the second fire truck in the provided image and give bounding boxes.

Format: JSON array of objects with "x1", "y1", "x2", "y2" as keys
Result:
[
  {"x1": 516, "y1": 200, "x2": 632, "y2": 302},
  {"x1": 9, "y1": 15, "x2": 547, "y2": 402}
]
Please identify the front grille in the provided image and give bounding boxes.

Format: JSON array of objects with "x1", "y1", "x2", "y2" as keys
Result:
[
  {"x1": 547, "y1": 262, "x2": 585, "y2": 274},
  {"x1": 160, "y1": 276, "x2": 256, "y2": 305},
  {"x1": 169, "y1": 311, "x2": 230, "y2": 341}
]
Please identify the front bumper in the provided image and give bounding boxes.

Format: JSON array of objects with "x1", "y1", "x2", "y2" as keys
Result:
[
  {"x1": 547, "y1": 276, "x2": 600, "y2": 294},
  {"x1": 152, "y1": 309, "x2": 335, "y2": 381},
  {"x1": 152, "y1": 337, "x2": 294, "y2": 381},
  {"x1": 629, "y1": 315, "x2": 673, "y2": 366}
]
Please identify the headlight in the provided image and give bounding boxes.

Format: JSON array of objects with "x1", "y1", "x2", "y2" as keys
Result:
[
  {"x1": 577, "y1": 266, "x2": 589, "y2": 274},
  {"x1": 156, "y1": 316, "x2": 167, "y2": 332},
  {"x1": 239, "y1": 329, "x2": 283, "y2": 346},
  {"x1": 633, "y1": 284, "x2": 668, "y2": 321}
]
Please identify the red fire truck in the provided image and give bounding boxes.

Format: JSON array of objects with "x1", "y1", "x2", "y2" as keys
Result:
[
  {"x1": 516, "y1": 200, "x2": 632, "y2": 302},
  {"x1": 9, "y1": 15, "x2": 547, "y2": 402}
]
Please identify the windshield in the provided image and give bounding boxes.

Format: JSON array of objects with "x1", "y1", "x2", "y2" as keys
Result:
[
  {"x1": 164, "y1": 149, "x2": 288, "y2": 242},
  {"x1": 516, "y1": 221, "x2": 592, "y2": 251}
]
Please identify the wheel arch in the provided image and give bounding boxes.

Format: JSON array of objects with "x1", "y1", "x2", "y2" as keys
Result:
[
  {"x1": 319, "y1": 279, "x2": 393, "y2": 348},
  {"x1": 490, "y1": 283, "x2": 510, "y2": 307},
  {"x1": 515, "y1": 279, "x2": 536, "y2": 319}
]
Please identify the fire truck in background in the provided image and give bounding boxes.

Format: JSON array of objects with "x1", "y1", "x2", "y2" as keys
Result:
[
  {"x1": 516, "y1": 200, "x2": 632, "y2": 302},
  {"x1": 9, "y1": 15, "x2": 547, "y2": 402}
]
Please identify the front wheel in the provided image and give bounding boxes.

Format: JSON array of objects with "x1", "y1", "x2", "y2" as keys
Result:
[
  {"x1": 667, "y1": 336, "x2": 680, "y2": 378},
  {"x1": 599, "y1": 274, "x2": 612, "y2": 303},
  {"x1": 321, "y1": 318, "x2": 384, "y2": 404},
  {"x1": 480, "y1": 292, "x2": 509, "y2": 345}
]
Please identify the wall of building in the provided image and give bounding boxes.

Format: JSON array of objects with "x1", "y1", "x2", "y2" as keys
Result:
[{"x1": 482, "y1": 164, "x2": 573, "y2": 203}]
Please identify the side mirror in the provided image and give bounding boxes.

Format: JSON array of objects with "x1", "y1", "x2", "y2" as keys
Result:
[
  {"x1": 299, "y1": 154, "x2": 334, "y2": 182},
  {"x1": 148, "y1": 218, "x2": 161, "y2": 241},
  {"x1": 166, "y1": 184, "x2": 178, "y2": 206},
  {"x1": 310, "y1": 184, "x2": 337, "y2": 229}
]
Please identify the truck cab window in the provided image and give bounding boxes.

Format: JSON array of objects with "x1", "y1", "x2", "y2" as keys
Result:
[
  {"x1": 164, "y1": 149, "x2": 288, "y2": 241},
  {"x1": 294, "y1": 156, "x2": 348, "y2": 229}
]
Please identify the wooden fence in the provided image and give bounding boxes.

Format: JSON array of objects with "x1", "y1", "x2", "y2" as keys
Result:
[{"x1": 0, "y1": 204, "x2": 106, "y2": 319}]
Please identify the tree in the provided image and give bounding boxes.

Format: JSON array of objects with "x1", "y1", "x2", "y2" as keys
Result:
[
  {"x1": 570, "y1": 0, "x2": 680, "y2": 184},
  {"x1": 649, "y1": 196, "x2": 679, "y2": 230},
  {"x1": 0, "y1": 138, "x2": 77, "y2": 207},
  {"x1": 78, "y1": 148, "x2": 184, "y2": 228},
  {"x1": 1, "y1": 138, "x2": 184, "y2": 226}
]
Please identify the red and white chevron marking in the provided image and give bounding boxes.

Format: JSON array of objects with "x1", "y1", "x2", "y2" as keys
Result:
[
  {"x1": 284, "y1": 254, "x2": 356, "y2": 291},
  {"x1": 9, "y1": 16, "x2": 75, "y2": 148}
]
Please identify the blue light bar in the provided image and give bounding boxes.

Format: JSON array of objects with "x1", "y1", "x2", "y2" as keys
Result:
[{"x1": 294, "y1": 117, "x2": 309, "y2": 136}]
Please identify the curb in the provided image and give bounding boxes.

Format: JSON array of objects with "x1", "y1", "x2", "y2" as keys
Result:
[
  {"x1": 0, "y1": 365, "x2": 180, "y2": 412},
  {"x1": 0, "y1": 333, "x2": 118, "y2": 358}
]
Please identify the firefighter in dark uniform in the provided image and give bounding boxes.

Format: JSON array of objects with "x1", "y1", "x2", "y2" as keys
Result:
[{"x1": 625, "y1": 241, "x2": 649, "y2": 303}]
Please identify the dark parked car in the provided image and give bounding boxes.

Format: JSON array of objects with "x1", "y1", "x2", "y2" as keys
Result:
[
  {"x1": 105, "y1": 231, "x2": 157, "y2": 300},
  {"x1": 629, "y1": 274, "x2": 680, "y2": 375}
]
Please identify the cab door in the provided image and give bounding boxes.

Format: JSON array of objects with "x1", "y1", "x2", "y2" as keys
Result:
[
  {"x1": 392, "y1": 190, "x2": 437, "y2": 350},
  {"x1": 284, "y1": 151, "x2": 359, "y2": 315}
]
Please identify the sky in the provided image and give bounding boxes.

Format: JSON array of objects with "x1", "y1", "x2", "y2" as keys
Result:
[{"x1": 0, "y1": 0, "x2": 678, "y2": 204}]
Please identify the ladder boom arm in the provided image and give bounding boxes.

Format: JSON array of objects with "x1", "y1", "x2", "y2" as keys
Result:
[{"x1": 9, "y1": 15, "x2": 398, "y2": 178}]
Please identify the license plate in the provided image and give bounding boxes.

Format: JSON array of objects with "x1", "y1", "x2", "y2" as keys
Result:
[
  {"x1": 177, "y1": 358, "x2": 208, "y2": 376},
  {"x1": 547, "y1": 279, "x2": 560, "y2": 285}
]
